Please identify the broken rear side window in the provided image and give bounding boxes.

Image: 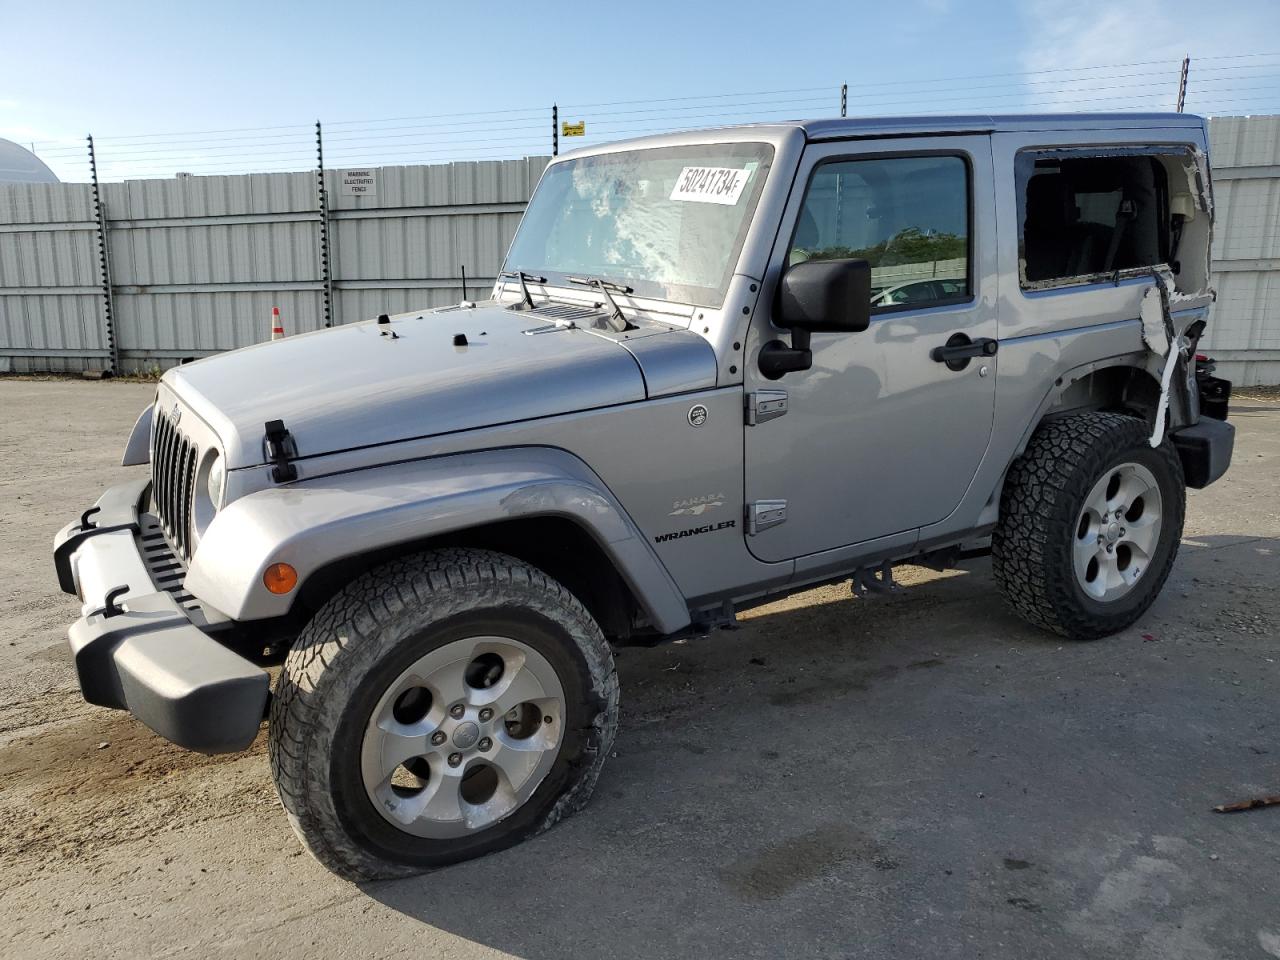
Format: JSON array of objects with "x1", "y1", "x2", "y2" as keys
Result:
[{"x1": 1017, "y1": 149, "x2": 1174, "y2": 290}]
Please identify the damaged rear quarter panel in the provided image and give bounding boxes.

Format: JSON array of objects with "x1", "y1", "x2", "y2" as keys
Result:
[
  {"x1": 927, "y1": 124, "x2": 1215, "y2": 535},
  {"x1": 992, "y1": 127, "x2": 1214, "y2": 344}
]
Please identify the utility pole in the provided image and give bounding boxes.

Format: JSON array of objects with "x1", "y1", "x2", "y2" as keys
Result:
[{"x1": 1176, "y1": 56, "x2": 1190, "y2": 113}]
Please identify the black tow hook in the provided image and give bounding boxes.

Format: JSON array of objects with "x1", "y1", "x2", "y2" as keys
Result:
[
  {"x1": 79, "y1": 506, "x2": 101, "y2": 531},
  {"x1": 99, "y1": 585, "x2": 130, "y2": 619}
]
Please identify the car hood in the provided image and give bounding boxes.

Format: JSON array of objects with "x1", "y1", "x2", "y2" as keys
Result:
[{"x1": 164, "y1": 303, "x2": 715, "y2": 469}]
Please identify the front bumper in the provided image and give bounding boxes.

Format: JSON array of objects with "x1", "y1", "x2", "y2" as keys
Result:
[{"x1": 53, "y1": 479, "x2": 268, "y2": 753}]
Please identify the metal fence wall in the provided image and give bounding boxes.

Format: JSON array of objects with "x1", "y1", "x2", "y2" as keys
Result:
[
  {"x1": 1, "y1": 118, "x2": 1278, "y2": 382},
  {"x1": 0, "y1": 157, "x2": 548, "y2": 373},
  {"x1": 329, "y1": 161, "x2": 542, "y2": 322},
  {"x1": 1204, "y1": 116, "x2": 1280, "y2": 386},
  {"x1": 0, "y1": 183, "x2": 107, "y2": 372}
]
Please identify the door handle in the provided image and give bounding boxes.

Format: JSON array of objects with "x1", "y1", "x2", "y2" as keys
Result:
[{"x1": 930, "y1": 334, "x2": 997, "y2": 372}]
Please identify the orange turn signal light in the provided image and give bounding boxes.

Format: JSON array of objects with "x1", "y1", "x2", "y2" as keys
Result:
[{"x1": 263, "y1": 562, "x2": 298, "y2": 595}]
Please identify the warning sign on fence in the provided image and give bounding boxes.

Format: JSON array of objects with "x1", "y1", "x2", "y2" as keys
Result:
[
  {"x1": 561, "y1": 121, "x2": 585, "y2": 137},
  {"x1": 340, "y1": 170, "x2": 377, "y2": 197}
]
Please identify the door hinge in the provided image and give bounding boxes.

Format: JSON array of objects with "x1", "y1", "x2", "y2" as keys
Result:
[
  {"x1": 745, "y1": 389, "x2": 788, "y2": 425},
  {"x1": 746, "y1": 500, "x2": 787, "y2": 534}
]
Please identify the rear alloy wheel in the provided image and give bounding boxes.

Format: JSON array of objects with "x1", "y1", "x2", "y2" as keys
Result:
[
  {"x1": 1071, "y1": 461, "x2": 1164, "y2": 603},
  {"x1": 992, "y1": 412, "x2": 1185, "y2": 640},
  {"x1": 269, "y1": 548, "x2": 618, "y2": 880}
]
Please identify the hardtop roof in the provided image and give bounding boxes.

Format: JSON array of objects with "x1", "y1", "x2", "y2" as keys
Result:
[
  {"x1": 797, "y1": 112, "x2": 1204, "y2": 140},
  {"x1": 553, "y1": 113, "x2": 1206, "y2": 161}
]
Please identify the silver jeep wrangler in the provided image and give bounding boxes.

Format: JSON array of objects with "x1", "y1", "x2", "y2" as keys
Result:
[{"x1": 53, "y1": 113, "x2": 1235, "y2": 880}]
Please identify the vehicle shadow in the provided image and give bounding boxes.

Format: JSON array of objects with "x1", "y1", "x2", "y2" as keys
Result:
[{"x1": 357, "y1": 535, "x2": 1280, "y2": 960}]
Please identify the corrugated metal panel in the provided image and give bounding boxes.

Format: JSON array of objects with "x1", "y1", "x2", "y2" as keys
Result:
[
  {"x1": 320, "y1": 158, "x2": 546, "y2": 334},
  {"x1": 0, "y1": 158, "x2": 546, "y2": 372},
  {"x1": 102, "y1": 172, "x2": 319, "y2": 219},
  {"x1": 0, "y1": 181, "x2": 95, "y2": 224},
  {"x1": 1204, "y1": 116, "x2": 1280, "y2": 385},
  {"x1": 116, "y1": 289, "x2": 326, "y2": 355},
  {"x1": 1207, "y1": 116, "x2": 1280, "y2": 169},
  {"x1": 0, "y1": 180, "x2": 104, "y2": 373}
]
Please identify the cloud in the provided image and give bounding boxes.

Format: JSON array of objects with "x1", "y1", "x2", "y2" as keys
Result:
[
  {"x1": 1017, "y1": 0, "x2": 1277, "y2": 112},
  {"x1": 1020, "y1": 0, "x2": 1188, "y2": 73}
]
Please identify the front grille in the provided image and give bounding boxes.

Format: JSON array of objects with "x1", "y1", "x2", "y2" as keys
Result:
[
  {"x1": 150, "y1": 405, "x2": 198, "y2": 558},
  {"x1": 139, "y1": 515, "x2": 195, "y2": 608},
  {"x1": 137, "y1": 515, "x2": 226, "y2": 628}
]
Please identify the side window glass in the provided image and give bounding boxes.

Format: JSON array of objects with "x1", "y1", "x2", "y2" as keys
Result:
[
  {"x1": 1017, "y1": 151, "x2": 1171, "y2": 289},
  {"x1": 788, "y1": 155, "x2": 971, "y2": 312}
]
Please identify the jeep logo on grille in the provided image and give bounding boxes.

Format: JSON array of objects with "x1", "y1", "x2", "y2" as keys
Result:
[{"x1": 171, "y1": 403, "x2": 182, "y2": 424}]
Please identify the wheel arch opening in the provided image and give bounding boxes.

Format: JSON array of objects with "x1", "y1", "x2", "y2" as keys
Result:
[
  {"x1": 1044, "y1": 364, "x2": 1163, "y2": 424},
  {"x1": 977, "y1": 364, "x2": 1165, "y2": 530},
  {"x1": 290, "y1": 515, "x2": 643, "y2": 644}
]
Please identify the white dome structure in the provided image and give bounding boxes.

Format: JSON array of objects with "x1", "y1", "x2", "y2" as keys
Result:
[{"x1": 0, "y1": 138, "x2": 59, "y2": 183}]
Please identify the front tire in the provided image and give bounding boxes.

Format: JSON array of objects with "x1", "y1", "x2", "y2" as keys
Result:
[
  {"x1": 992, "y1": 412, "x2": 1185, "y2": 640},
  {"x1": 268, "y1": 548, "x2": 619, "y2": 880}
]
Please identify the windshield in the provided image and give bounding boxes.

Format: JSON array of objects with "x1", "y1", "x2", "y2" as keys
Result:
[{"x1": 504, "y1": 142, "x2": 774, "y2": 307}]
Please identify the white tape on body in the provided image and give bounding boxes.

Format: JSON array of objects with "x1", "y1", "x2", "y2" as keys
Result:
[
  {"x1": 1141, "y1": 273, "x2": 1183, "y2": 449},
  {"x1": 670, "y1": 167, "x2": 751, "y2": 205},
  {"x1": 1150, "y1": 338, "x2": 1185, "y2": 448}
]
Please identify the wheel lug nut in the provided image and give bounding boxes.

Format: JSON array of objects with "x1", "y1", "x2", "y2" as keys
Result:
[
  {"x1": 447, "y1": 752, "x2": 462, "y2": 767},
  {"x1": 449, "y1": 704, "x2": 465, "y2": 719},
  {"x1": 543, "y1": 715, "x2": 553, "y2": 725},
  {"x1": 478, "y1": 708, "x2": 493, "y2": 722},
  {"x1": 477, "y1": 737, "x2": 492, "y2": 751},
  {"x1": 430, "y1": 731, "x2": 447, "y2": 746}
]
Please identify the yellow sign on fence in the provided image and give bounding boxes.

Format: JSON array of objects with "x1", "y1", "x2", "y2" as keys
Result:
[{"x1": 561, "y1": 121, "x2": 585, "y2": 137}]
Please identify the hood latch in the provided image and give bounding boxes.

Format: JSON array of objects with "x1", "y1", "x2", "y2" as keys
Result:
[{"x1": 264, "y1": 420, "x2": 299, "y2": 483}]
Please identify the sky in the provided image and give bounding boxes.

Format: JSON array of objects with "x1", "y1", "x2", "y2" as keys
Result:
[{"x1": 3, "y1": 0, "x2": 1279, "y2": 181}]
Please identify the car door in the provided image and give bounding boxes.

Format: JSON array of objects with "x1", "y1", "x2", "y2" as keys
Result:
[{"x1": 742, "y1": 136, "x2": 998, "y2": 563}]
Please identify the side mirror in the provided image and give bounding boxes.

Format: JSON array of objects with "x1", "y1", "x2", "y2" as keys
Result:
[
  {"x1": 777, "y1": 258, "x2": 871, "y2": 333},
  {"x1": 759, "y1": 258, "x2": 871, "y2": 380}
]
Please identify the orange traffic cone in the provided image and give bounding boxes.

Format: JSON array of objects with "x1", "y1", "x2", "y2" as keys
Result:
[{"x1": 271, "y1": 306, "x2": 285, "y2": 341}]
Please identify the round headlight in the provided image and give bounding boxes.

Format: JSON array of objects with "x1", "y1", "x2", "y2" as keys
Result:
[{"x1": 206, "y1": 454, "x2": 225, "y2": 508}]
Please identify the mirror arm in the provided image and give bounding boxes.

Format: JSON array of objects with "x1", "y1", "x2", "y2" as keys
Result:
[{"x1": 757, "y1": 327, "x2": 812, "y2": 380}]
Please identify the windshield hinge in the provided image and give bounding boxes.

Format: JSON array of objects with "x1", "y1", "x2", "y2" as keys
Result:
[
  {"x1": 745, "y1": 389, "x2": 788, "y2": 426},
  {"x1": 746, "y1": 500, "x2": 787, "y2": 535}
]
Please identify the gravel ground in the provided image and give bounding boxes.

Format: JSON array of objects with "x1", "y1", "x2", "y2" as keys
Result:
[{"x1": 1, "y1": 379, "x2": 1278, "y2": 960}]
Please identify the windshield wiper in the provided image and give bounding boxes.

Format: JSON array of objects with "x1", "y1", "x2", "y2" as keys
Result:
[
  {"x1": 500, "y1": 270, "x2": 547, "y2": 309},
  {"x1": 567, "y1": 276, "x2": 633, "y2": 332}
]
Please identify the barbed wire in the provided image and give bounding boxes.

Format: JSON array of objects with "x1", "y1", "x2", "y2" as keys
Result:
[{"x1": 19, "y1": 51, "x2": 1280, "y2": 183}]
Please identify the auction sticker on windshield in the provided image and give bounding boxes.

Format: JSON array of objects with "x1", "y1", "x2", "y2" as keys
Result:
[{"x1": 670, "y1": 166, "x2": 751, "y2": 205}]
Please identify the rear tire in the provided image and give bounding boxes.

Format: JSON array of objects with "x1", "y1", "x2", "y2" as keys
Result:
[
  {"x1": 268, "y1": 548, "x2": 618, "y2": 880},
  {"x1": 992, "y1": 412, "x2": 1185, "y2": 640}
]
